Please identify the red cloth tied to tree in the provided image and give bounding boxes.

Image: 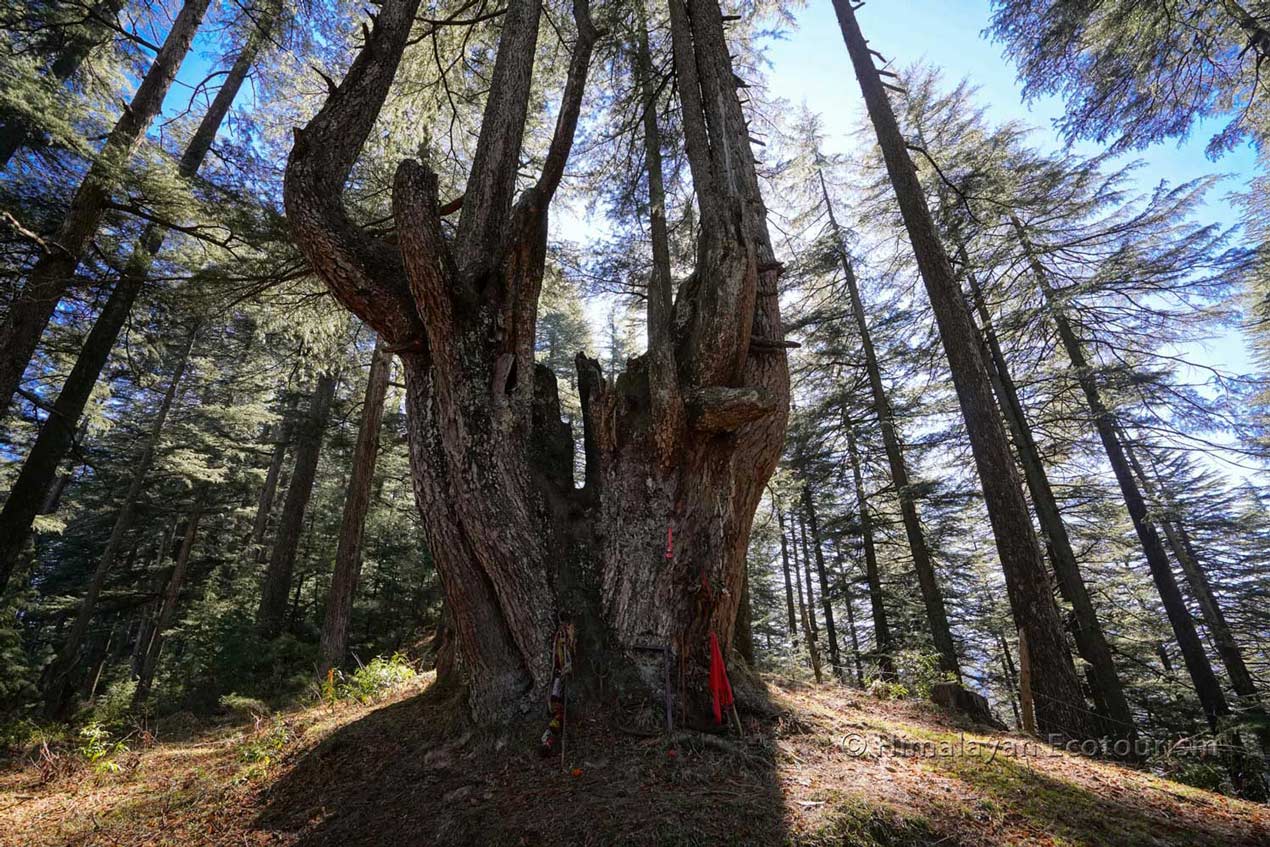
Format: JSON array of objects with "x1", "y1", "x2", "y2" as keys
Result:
[{"x1": 708, "y1": 631, "x2": 734, "y2": 724}]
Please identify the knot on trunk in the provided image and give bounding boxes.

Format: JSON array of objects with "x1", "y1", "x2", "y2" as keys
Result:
[{"x1": 685, "y1": 386, "x2": 778, "y2": 433}]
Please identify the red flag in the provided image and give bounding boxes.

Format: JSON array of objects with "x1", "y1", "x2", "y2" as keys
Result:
[{"x1": 708, "y1": 632, "x2": 734, "y2": 724}]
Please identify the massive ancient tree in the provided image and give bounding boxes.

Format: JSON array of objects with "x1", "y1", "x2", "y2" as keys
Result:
[{"x1": 283, "y1": 0, "x2": 788, "y2": 719}]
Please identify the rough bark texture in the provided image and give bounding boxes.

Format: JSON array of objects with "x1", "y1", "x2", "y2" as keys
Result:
[
  {"x1": 284, "y1": 0, "x2": 787, "y2": 720},
  {"x1": 833, "y1": 0, "x2": 1090, "y2": 740},
  {"x1": 0, "y1": 11, "x2": 276, "y2": 594},
  {"x1": 133, "y1": 501, "x2": 204, "y2": 705},
  {"x1": 826, "y1": 184, "x2": 958, "y2": 677},
  {"x1": 256, "y1": 373, "x2": 337, "y2": 639},
  {"x1": 963, "y1": 262, "x2": 1135, "y2": 741},
  {"x1": 0, "y1": 0, "x2": 212, "y2": 419},
  {"x1": 846, "y1": 424, "x2": 896, "y2": 681},
  {"x1": 319, "y1": 338, "x2": 392, "y2": 675},
  {"x1": 43, "y1": 328, "x2": 196, "y2": 717},
  {"x1": 1018, "y1": 218, "x2": 1228, "y2": 729}
]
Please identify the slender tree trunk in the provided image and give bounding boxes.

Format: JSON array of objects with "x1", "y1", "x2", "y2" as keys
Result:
[
  {"x1": 257, "y1": 373, "x2": 337, "y2": 639},
  {"x1": 634, "y1": 0, "x2": 684, "y2": 464},
  {"x1": 836, "y1": 552, "x2": 865, "y2": 686},
  {"x1": 1015, "y1": 217, "x2": 1229, "y2": 730},
  {"x1": 776, "y1": 508, "x2": 799, "y2": 647},
  {"x1": 251, "y1": 393, "x2": 299, "y2": 564},
  {"x1": 821, "y1": 171, "x2": 958, "y2": 678},
  {"x1": 1123, "y1": 440, "x2": 1260, "y2": 703},
  {"x1": 43, "y1": 327, "x2": 197, "y2": 717},
  {"x1": 0, "y1": 9, "x2": 279, "y2": 593},
  {"x1": 803, "y1": 484, "x2": 842, "y2": 678},
  {"x1": 0, "y1": 0, "x2": 213, "y2": 420},
  {"x1": 790, "y1": 517, "x2": 823, "y2": 683},
  {"x1": 998, "y1": 630, "x2": 1022, "y2": 729},
  {"x1": 832, "y1": 0, "x2": 1090, "y2": 740},
  {"x1": 797, "y1": 512, "x2": 820, "y2": 640},
  {"x1": 133, "y1": 501, "x2": 204, "y2": 705},
  {"x1": 131, "y1": 522, "x2": 177, "y2": 676},
  {"x1": 0, "y1": 0, "x2": 127, "y2": 168},
  {"x1": 319, "y1": 338, "x2": 392, "y2": 675},
  {"x1": 962, "y1": 260, "x2": 1135, "y2": 741},
  {"x1": 845, "y1": 424, "x2": 896, "y2": 681},
  {"x1": 285, "y1": 0, "x2": 787, "y2": 720}
]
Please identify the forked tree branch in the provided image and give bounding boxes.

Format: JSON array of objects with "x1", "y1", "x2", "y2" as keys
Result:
[{"x1": 283, "y1": 0, "x2": 425, "y2": 348}]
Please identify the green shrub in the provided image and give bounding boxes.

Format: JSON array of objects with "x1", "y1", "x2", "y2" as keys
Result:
[
  {"x1": 77, "y1": 722, "x2": 128, "y2": 774},
  {"x1": 323, "y1": 654, "x2": 417, "y2": 705}
]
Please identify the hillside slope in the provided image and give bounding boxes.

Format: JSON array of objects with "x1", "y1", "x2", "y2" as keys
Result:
[{"x1": 2, "y1": 675, "x2": 1266, "y2": 846}]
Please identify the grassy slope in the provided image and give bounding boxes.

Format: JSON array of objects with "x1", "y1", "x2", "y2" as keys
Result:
[{"x1": 2, "y1": 675, "x2": 1267, "y2": 847}]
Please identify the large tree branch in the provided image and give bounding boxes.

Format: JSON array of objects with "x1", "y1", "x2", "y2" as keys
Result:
[
  {"x1": 394, "y1": 160, "x2": 461, "y2": 366},
  {"x1": 453, "y1": 0, "x2": 544, "y2": 275},
  {"x1": 283, "y1": 0, "x2": 424, "y2": 348},
  {"x1": 533, "y1": 0, "x2": 600, "y2": 204}
]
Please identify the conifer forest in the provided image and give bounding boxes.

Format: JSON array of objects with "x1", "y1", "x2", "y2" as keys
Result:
[{"x1": 2, "y1": 0, "x2": 1270, "y2": 844}]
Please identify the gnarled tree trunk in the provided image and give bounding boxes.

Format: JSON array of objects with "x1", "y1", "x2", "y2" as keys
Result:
[{"x1": 284, "y1": 0, "x2": 788, "y2": 720}]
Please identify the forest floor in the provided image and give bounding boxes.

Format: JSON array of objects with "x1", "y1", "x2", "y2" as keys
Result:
[{"x1": 1, "y1": 672, "x2": 1267, "y2": 847}]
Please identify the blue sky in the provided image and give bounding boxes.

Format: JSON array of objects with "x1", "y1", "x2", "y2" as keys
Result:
[
  {"x1": 761, "y1": 0, "x2": 1260, "y2": 393},
  {"x1": 764, "y1": 0, "x2": 1260, "y2": 231}
]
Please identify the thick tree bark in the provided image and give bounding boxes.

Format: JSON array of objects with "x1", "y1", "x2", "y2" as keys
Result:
[
  {"x1": 0, "y1": 0, "x2": 127, "y2": 168},
  {"x1": 845, "y1": 424, "x2": 896, "y2": 681},
  {"x1": 962, "y1": 261, "x2": 1136, "y2": 741},
  {"x1": 1015, "y1": 217, "x2": 1229, "y2": 730},
  {"x1": 824, "y1": 177, "x2": 959, "y2": 677},
  {"x1": 319, "y1": 337, "x2": 392, "y2": 675},
  {"x1": 285, "y1": 0, "x2": 787, "y2": 721},
  {"x1": 133, "y1": 501, "x2": 204, "y2": 705},
  {"x1": 833, "y1": 0, "x2": 1090, "y2": 739},
  {"x1": 0, "y1": 10, "x2": 280, "y2": 595},
  {"x1": 256, "y1": 373, "x2": 337, "y2": 639},
  {"x1": 43, "y1": 327, "x2": 196, "y2": 717},
  {"x1": 803, "y1": 484, "x2": 842, "y2": 678},
  {"x1": 0, "y1": 0, "x2": 213, "y2": 420}
]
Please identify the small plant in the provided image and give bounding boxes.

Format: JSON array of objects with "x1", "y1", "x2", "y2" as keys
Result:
[
  {"x1": 234, "y1": 718, "x2": 295, "y2": 782},
  {"x1": 77, "y1": 721, "x2": 128, "y2": 774},
  {"x1": 868, "y1": 679, "x2": 910, "y2": 701},
  {"x1": 323, "y1": 654, "x2": 418, "y2": 705}
]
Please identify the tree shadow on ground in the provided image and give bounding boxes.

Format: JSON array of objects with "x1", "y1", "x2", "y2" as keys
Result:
[{"x1": 254, "y1": 679, "x2": 797, "y2": 847}]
